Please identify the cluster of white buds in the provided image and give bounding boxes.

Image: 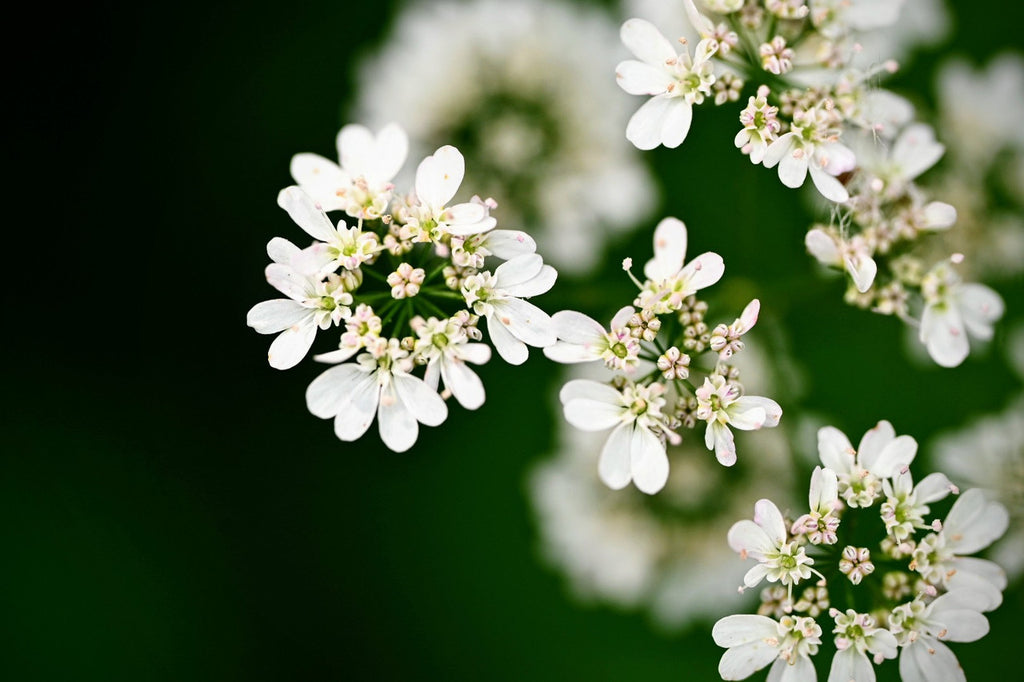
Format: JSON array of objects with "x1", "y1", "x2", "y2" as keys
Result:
[
  {"x1": 248, "y1": 123, "x2": 560, "y2": 451},
  {"x1": 616, "y1": 0, "x2": 1006, "y2": 367},
  {"x1": 714, "y1": 420, "x2": 1009, "y2": 682},
  {"x1": 546, "y1": 217, "x2": 782, "y2": 494}
]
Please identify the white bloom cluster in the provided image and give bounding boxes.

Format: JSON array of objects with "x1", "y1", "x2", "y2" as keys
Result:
[
  {"x1": 353, "y1": 0, "x2": 656, "y2": 275},
  {"x1": 546, "y1": 217, "x2": 782, "y2": 494},
  {"x1": 248, "y1": 124, "x2": 559, "y2": 451},
  {"x1": 616, "y1": 0, "x2": 1007, "y2": 367},
  {"x1": 715, "y1": 420, "x2": 1010, "y2": 682},
  {"x1": 530, "y1": 343, "x2": 796, "y2": 629}
]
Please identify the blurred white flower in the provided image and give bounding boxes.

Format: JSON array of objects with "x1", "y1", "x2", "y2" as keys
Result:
[
  {"x1": 355, "y1": 0, "x2": 655, "y2": 273},
  {"x1": 919, "y1": 261, "x2": 1004, "y2": 368}
]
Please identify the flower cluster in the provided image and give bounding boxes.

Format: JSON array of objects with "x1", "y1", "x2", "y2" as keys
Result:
[
  {"x1": 714, "y1": 420, "x2": 1010, "y2": 682},
  {"x1": 547, "y1": 217, "x2": 782, "y2": 494},
  {"x1": 248, "y1": 124, "x2": 559, "y2": 451},
  {"x1": 616, "y1": 0, "x2": 1006, "y2": 367}
]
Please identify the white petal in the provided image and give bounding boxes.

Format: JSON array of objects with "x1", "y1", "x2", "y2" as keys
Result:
[
  {"x1": 818, "y1": 426, "x2": 855, "y2": 473},
  {"x1": 559, "y1": 379, "x2": 621, "y2": 406},
  {"x1": 923, "y1": 201, "x2": 957, "y2": 230},
  {"x1": 598, "y1": 424, "x2": 633, "y2": 490},
  {"x1": 611, "y1": 306, "x2": 635, "y2": 329},
  {"x1": 913, "y1": 472, "x2": 956, "y2": 504},
  {"x1": 337, "y1": 124, "x2": 375, "y2": 176},
  {"x1": 626, "y1": 95, "x2": 675, "y2": 151},
  {"x1": 491, "y1": 298, "x2": 556, "y2": 348},
  {"x1": 313, "y1": 346, "x2": 359, "y2": 364},
  {"x1": 712, "y1": 614, "x2": 778, "y2": 648},
  {"x1": 620, "y1": 18, "x2": 676, "y2": 66},
  {"x1": 778, "y1": 149, "x2": 809, "y2": 188},
  {"x1": 809, "y1": 163, "x2": 850, "y2": 203},
  {"x1": 306, "y1": 364, "x2": 369, "y2": 418},
  {"x1": 563, "y1": 398, "x2": 625, "y2": 431},
  {"x1": 630, "y1": 426, "x2": 669, "y2": 494},
  {"x1": 443, "y1": 201, "x2": 488, "y2": 229},
  {"x1": 378, "y1": 384, "x2": 418, "y2": 452},
  {"x1": 944, "y1": 488, "x2": 1010, "y2": 554},
  {"x1": 773, "y1": 655, "x2": 815, "y2": 682},
  {"x1": 739, "y1": 299, "x2": 760, "y2": 330},
  {"x1": 265, "y1": 262, "x2": 314, "y2": 301},
  {"x1": 762, "y1": 134, "x2": 795, "y2": 169},
  {"x1": 709, "y1": 421, "x2": 737, "y2": 466},
  {"x1": 415, "y1": 145, "x2": 464, "y2": 209},
  {"x1": 957, "y1": 283, "x2": 1004, "y2": 340},
  {"x1": 899, "y1": 640, "x2": 965, "y2": 682},
  {"x1": 845, "y1": 253, "x2": 878, "y2": 293},
  {"x1": 644, "y1": 217, "x2": 688, "y2": 281},
  {"x1": 439, "y1": 358, "x2": 485, "y2": 410},
  {"x1": 267, "y1": 318, "x2": 317, "y2": 370},
  {"x1": 870, "y1": 435, "x2": 918, "y2": 477},
  {"x1": 369, "y1": 122, "x2": 408, "y2": 182},
  {"x1": 332, "y1": 374, "x2": 381, "y2": 441},
  {"x1": 738, "y1": 396, "x2": 782, "y2": 427},
  {"x1": 920, "y1": 303, "x2": 969, "y2": 367},
  {"x1": 486, "y1": 314, "x2": 528, "y2": 365},
  {"x1": 247, "y1": 299, "x2": 309, "y2": 334},
  {"x1": 719, "y1": 641, "x2": 779, "y2": 681},
  {"x1": 289, "y1": 154, "x2": 348, "y2": 212},
  {"x1": 456, "y1": 343, "x2": 491, "y2": 365},
  {"x1": 503, "y1": 265, "x2": 557, "y2": 299},
  {"x1": 266, "y1": 236, "x2": 300, "y2": 264},
  {"x1": 754, "y1": 498, "x2": 787, "y2": 545},
  {"x1": 616, "y1": 59, "x2": 673, "y2": 95},
  {"x1": 393, "y1": 372, "x2": 448, "y2": 426},
  {"x1": 659, "y1": 98, "x2": 694, "y2": 149},
  {"x1": 551, "y1": 310, "x2": 605, "y2": 344},
  {"x1": 494, "y1": 254, "x2": 544, "y2": 289},
  {"x1": 893, "y1": 123, "x2": 945, "y2": 181},
  {"x1": 485, "y1": 229, "x2": 536, "y2": 259},
  {"x1": 726, "y1": 401, "x2": 767, "y2": 431},
  {"x1": 679, "y1": 251, "x2": 726, "y2": 293},
  {"x1": 727, "y1": 520, "x2": 774, "y2": 557},
  {"x1": 276, "y1": 186, "x2": 338, "y2": 242},
  {"x1": 805, "y1": 229, "x2": 842, "y2": 266},
  {"x1": 857, "y1": 420, "x2": 896, "y2": 470},
  {"x1": 543, "y1": 341, "x2": 599, "y2": 364}
]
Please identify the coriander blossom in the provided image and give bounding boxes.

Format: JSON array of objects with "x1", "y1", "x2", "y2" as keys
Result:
[
  {"x1": 728, "y1": 498, "x2": 817, "y2": 592},
  {"x1": 889, "y1": 591, "x2": 992, "y2": 682},
  {"x1": 828, "y1": 609, "x2": 898, "y2": 682},
  {"x1": 401, "y1": 145, "x2": 497, "y2": 239},
  {"x1": 616, "y1": 18, "x2": 719, "y2": 150},
  {"x1": 818, "y1": 420, "x2": 918, "y2": 507},
  {"x1": 763, "y1": 104, "x2": 856, "y2": 203},
  {"x1": 411, "y1": 314, "x2": 491, "y2": 410},
  {"x1": 712, "y1": 613, "x2": 821, "y2": 682},
  {"x1": 543, "y1": 307, "x2": 642, "y2": 372},
  {"x1": 805, "y1": 227, "x2": 878, "y2": 293},
  {"x1": 918, "y1": 260, "x2": 1004, "y2": 367},
  {"x1": 636, "y1": 217, "x2": 725, "y2": 314}
]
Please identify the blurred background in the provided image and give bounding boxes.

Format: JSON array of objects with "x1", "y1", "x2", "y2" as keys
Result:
[{"x1": 5, "y1": 0, "x2": 1023, "y2": 679}]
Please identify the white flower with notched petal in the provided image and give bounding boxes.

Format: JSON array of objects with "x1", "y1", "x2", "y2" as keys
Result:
[
  {"x1": 412, "y1": 314, "x2": 491, "y2": 410},
  {"x1": 543, "y1": 306, "x2": 641, "y2": 372},
  {"x1": 461, "y1": 254, "x2": 556, "y2": 365},
  {"x1": 246, "y1": 237, "x2": 353, "y2": 370},
  {"x1": 763, "y1": 105, "x2": 856, "y2": 203},
  {"x1": 828, "y1": 609, "x2": 898, "y2": 682},
  {"x1": 306, "y1": 341, "x2": 448, "y2": 453},
  {"x1": 615, "y1": 18, "x2": 718, "y2": 150},
  {"x1": 727, "y1": 498, "x2": 816, "y2": 591},
  {"x1": 695, "y1": 374, "x2": 782, "y2": 466},
  {"x1": 817, "y1": 420, "x2": 918, "y2": 507},
  {"x1": 290, "y1": 123, "x2": 409, "y2": 219},
  {"x1": 276, "y1": 186, "x2": 381, "y2": 274},
  {"x1": 889, "y1": 590, "x2": 992, "y2": 682},
  {"x1": 712, "y1": 613, "x2": 821, "y2": 682},
  {"x1": 402, "y1": 145, "x2": 497, "y2": 239},
  {"x1": 919, "y1": 260, "x2": 1004, "y2": 367},
  {"x1": 636, "y1": 217, "x2": 725, "y2": 314},
  {"x1": 912, "y1": 488, "x2": 1010, "y2": 611},
  {"x1": 558, "y1": 378, "x2": 673, "y2": 494},
  {"x1": 805, "y1": 228, "x2": 878, "y2": 293}
]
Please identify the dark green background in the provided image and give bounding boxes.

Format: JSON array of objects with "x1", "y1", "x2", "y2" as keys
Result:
[{"x1": 6, "y1": 1, "x2": 1022, "y2": 679}]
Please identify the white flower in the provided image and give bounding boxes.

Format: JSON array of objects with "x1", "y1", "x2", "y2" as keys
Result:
[
  {"x1": 290, "y1": 123, "x2": 408, "y2": 219},
  {"x1": 728, "y1": 498, "x2": 816, "y2": 590},
  {"x1": 828, "y1": 609, "x2": 898, "y2": 682},
  {"x1": 615, "y1": 18, "x2": 718, "y2": 150},
  {"x1": 276, "y1": 186, "x2": 380, "y2": 273},
  {"x1": 637, "y1": 217, "x2": 725, "y2": 314},
  {"x1": 911, "y1": 488, "x2": 1010, "y2": 611},
  {"x1": 246, "y1": 238, "x2": 353, "y2": 370},
  {"x1": 763, "y1": 106, "x2": 856, "y2": 203},
  {"x1": 696, "y1": 374, "x2": 782, "y2": 466},
  {"x1": 889, "y1": 591, "x2": 992, "y2": 682},
  {"x1": 919, "y1": 261, "x2": 1004, "y2": 367},
  {"x1": 543, "y1": 306, "x2": 641, "y2": 372},
  {"x1": 856, "y1": 123, "x2": 945, "y2": 198},
  {"x1": 412, "y1": 315, "x2": 492, "y2": 410},
  {"x1": 879, "y1": 469, "x2": 957, "y2": 543},
  {"x1": 403, "y1": 145, "x2": 497, "y2": 238},
  {"x1": 791, "y1": 465, "x2": 841, "y2": 545},
  {"x1": 712, "y1": 613, "x2": 821, "y2": 682},
  {"x1": 305, "y1": 343, "x2": 448, "y2": 453},
  {"x1": 558, "y1": 379, "x2": 672, "y2": 494},
  {"x1": 709, "y1": 299, "x2": 760, "y2": 359},
  {"x1": 817, "y1": 420, "x2": 917, "y2": 507},
  {"x1": 461, "y1": 254, "x2": 556, "y2": 365},
  {"x1": 805, "y1": 228, "x2": 877, "y2": 293}
]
